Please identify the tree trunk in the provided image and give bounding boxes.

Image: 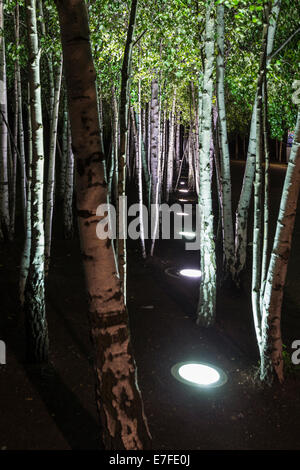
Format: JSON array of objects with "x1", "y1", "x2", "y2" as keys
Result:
[
  {"x1": 0, "y1": 0, "x2": 10, "y2": 240},
  {"x1": 166, "y1": 89, "x2": 176, "y2": 201},
  {"x1": 20, "y1": 85, "x2": 32, "y2": 306},
  {"x1": 45, "y1": 59, "x2": 63, "y2": 272},
  {"x1": 15, "y1": 2, "x2": 27, "y2": 228},
  {"x1": 63, "y1": 120, "x2": 74, "y2": 239},
  {"x1": 24, "y1": 0, "x2": 49, "y2": 362},
  {"x1": 261, "y1": 108, "x2": 300, "y2": 383},
  {"x1": 234, "y1": 0, "x2": 281, "y2": 283},
  {"x1": 118, "y1": 0, "x2": 138, "y2": 304},
  {"x1": 216, "y1": 4, "x2": 234, "y2": 279},
  {"x1": 196, "y1": 0, "x2": 217, "y2": 327},
  {"x1": 150, "y1": 78, "x2": 160, "y2": 256},
  {"x1": 251, "y1": 4, "x2": 270, "y2": 357},
  {"x1": 55, "y1": 0, "x2": 151, "y2": 450}
]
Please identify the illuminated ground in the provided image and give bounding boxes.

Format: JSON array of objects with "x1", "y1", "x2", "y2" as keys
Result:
[{"x1": 0, "y1": 161, "x2": 300, "y2": 449}]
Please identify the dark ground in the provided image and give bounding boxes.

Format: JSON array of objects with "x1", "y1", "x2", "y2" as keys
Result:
[{"x1": 0, "y1": 160, "x2": 300, "y2": 450}]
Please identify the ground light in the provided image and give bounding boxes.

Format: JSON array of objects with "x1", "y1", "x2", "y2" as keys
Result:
[
  {"x1": 178, "y1": 231, "x2": 196, "y2": 239},
  {"x1": 179, "y1": 268, "x2": 202, "y2": 278},
  {"x1": 171, "y1": 362, "x2": 228, "y2": 389}
]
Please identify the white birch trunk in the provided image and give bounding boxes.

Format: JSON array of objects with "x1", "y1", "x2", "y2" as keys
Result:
[
  {"x1": 216, "y1": 4, "x2": 234, "y2": 278},
  {"x1": 166, "y1": 89, "x2": 176, "y2": 201},
  {"x1": 55, "y1": 0, "x2": 151, "y2": 449},
  {"x1": 261, "y1": 109, "x2": 300, "y2": 383},
  {"x1": 0, "y1": 0, "x2": 10, "y2": 240},
  {"x1": 20, "y1": 84, "x2": 32, "y2": 306},
  {"x1": 196, "y1": 0, "x2": 217, "y2": 327},
  {"x1": 63, "y1": 120, "x2": 74, "y2": 239},
  {"x1": 234, "y1": 0, "x2": 281, "y2": 282},
  {"x1": 45, "y1": 59, "x2": 63, "y2": 272},
  {"x1": 24, "y1": 0, "x2": 49, "y2": 362}
]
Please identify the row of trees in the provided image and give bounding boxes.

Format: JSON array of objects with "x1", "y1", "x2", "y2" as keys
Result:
[{"x1": 0, "y1": 0, "x2": 299, "y2": 449}]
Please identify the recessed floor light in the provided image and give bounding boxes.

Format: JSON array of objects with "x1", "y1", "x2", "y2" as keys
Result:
[
  {"x1": 178, "y1": 231, "x2": 196, "y2": 239},
  {"x1": 171, "y1": 362, "x2": 228, "y2": 389},
  {"x1": 179, "y1": 268, "x2": 202, "y2": 278}
]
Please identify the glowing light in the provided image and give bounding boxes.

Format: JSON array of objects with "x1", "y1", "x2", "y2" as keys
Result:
[
  {"x1": 180, "y1": 182, "x2": 185, "y2": 185},
  {"x1": 179, "y1": 364, "x2": 220, "y2": 385},
  {"x1": 179, "y1": 268, "x2": 202, "y2": 278},
  {"x1": 178, "y1": 231, "x2": 196, "y2": 239},
  {"x1": 178, "y1": 198, "x2": 188, "y2": 202},
  {"x1": 179, "y1": 189, "x2": 189, "y2": 193},
  {"x1": 171, "y1": 362, "x2": 228, "y2": 389},
  {"x1": 176, "y1": 212, "x2": 188, "y2": 216}
]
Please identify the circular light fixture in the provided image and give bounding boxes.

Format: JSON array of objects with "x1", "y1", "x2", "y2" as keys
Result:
[
  {"x1": 171, "y1": 361, "x2": 227, "y2": 389},
  {"x1": 179, "y1": 268, "x2": 202, "y2": 278},
  {"x1": 178, "y1": 231, "x2": 196, "y2": 239},
  {"x1": 180, "y1": 181, "x2": 186, "y2": 186}
]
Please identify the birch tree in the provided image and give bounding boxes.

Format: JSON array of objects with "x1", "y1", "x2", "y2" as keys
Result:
[
  {"x1": 251, "y1": 2, "x2": 270, "y2": 363},
  {"x1": 0, "y1": 0, "x2": 10, "y2": 240},
  {"x1": 63, "y1": 120, "x2": 74, "y2": 239},
  {"x1": 118, "y1": 0, "x2": 138, "y2": 304},
  {"x1": 166, "y1": 88, "x2": 176, "y2": 201},
  {"x1": 196, "y1": 0, "x2": 216, "y2": 327},
  {"x1": 216, "y1": 3, "x2": 234, "y2": 279},
  {"x1": 234, "y1": 0, "x2": 281, "y2": 283},
  {"x1": 261, "y1": 108, "x2": 300, "y2": 383},
  {"x1": 150, "y1": 77, "x2": 161, "y2": 256},
  {"x1": 55, "y1": 0, "x2": 151, "y2": 450},
  {"x1": 45, "y1": 59, "x2": 63, "y2": 272},
  {"x1": 24, "y1": 0, "x2": 49, "y2": 362}
]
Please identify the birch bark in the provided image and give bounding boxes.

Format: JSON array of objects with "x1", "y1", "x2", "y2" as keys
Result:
[
  {"x1": 24, "y1": 0, "x2": 49, "y2": 362},
  {"x1": 261, "y1": 109, "x2": 300, "y2": 383},
  {"x1": 196, "y1": 0, "x2": 217, "y2": 327},
  {"x1": 55, "y1": 0, "x2": 151, "y2": 449}
]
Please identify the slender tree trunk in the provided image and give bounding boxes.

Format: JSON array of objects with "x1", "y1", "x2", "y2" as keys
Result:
[
  {"x1": 251, "y1": 5, "x2": 270, "y2": 356},
  {"x1": 24, "y1": 0, "x2": 49, "y2": 362},
  {"x1": 55, "y1": 0, "x2": 151, "y2": 450},
  {"x1": 63, "y1": 120, "x2": 74, "y2": 239},
  {"x1": 261, "y1": 74, "x2": 270, "y2": 297},
  {"x1": 15, "y1": 2, "x2": 27, "y2": 228},
  {"x1": 118, "y1": 0, "x2": 138, "y2": 304},
  {"x1": 45, "y1": 59, "x2": 63, "y2": 273},
  {"x1": 10, "y1": 61, "x2": 18, "y2": 238},
  {"x1": 38, "y1": 0, "x2": 55, "y2": 114},
  {"x1": 196, "y1": 0, "x2": 217, "y2": 327},
  {"x1": 137, "y1": 78, "x2": 146, "y2": 258},
  {"x1": 0, "y1": 0, "x2": 10, "y2": 240},
  {"x1": 261, "y1": 109, "x2": 300, "y2": 383},
  {"x1": 20, "y1": 84, "x2": 32, "y2": 306},
  {"x1": 60, "y1": 93, "x2": 68, "y2": 201},
  {"x1": 234, "y1": 0, "x2": 281, "y2": 283},
  {"x1": 216, "y1": 4, "x2": 234, "y2": 279},
  {"x1": 166, "y1": 89, "x2": 176, "y2": 201},
  {"x1": 150, "y1": 78, "x2": 160, "y2": 256}
]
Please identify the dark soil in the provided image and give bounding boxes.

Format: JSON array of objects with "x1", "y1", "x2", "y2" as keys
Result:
[{"x1": 0, "y1": 160, "x2": 300, "y2": 450}]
